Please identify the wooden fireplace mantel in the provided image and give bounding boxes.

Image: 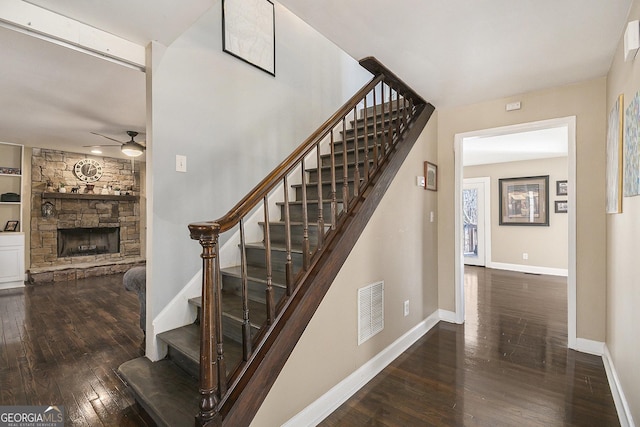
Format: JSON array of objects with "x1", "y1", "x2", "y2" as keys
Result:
[{"x1": 41, "y1": 192, "x2": 139, "y2": 201}]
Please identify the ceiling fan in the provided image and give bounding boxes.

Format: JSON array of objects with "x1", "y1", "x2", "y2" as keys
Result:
[{"x1": 85, "y1": 131, "x2": 146, "y2": 157}]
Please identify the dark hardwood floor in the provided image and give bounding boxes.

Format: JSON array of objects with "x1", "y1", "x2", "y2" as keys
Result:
[
  {"x1": 0, "y1": 273, "x2": 151, "y2": 426},
  {"x1": 321, "y1": 267, "x2": 620, "y2": 426},
  {"x1": 1, "y1": 268, "x2": 620, "y2": 426}
]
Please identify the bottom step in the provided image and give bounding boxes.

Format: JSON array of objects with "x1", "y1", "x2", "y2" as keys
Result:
[{"x1": 118, "y1": 357, "x2": 198, "y2": 427}]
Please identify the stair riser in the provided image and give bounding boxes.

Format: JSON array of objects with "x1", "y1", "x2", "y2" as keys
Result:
[
  {"x1": 222, "y1": 273, "x2": 286, "y2": 305},
  {"x1": 295, "y1": 181, "x2": 357, "y2": 201},
  {"x1": 332, "y1": 136, "x2": 386, "y2": 153},
  {"x1": 167, "y1": 346, "x2": 199, "y2": 379},
  {"x1": 353, "y1": 108, "x2": 406, "y2": 127},
  {"x1": 261, "y1": 222, "x2": 322, "y2": 247},
  {"x1": 278, "y1": 201, "x2": 343, "y2": 223},
  {"x1": 344, "y1": 117, "x2": 402, "y2": 138},
  {"x1": 245, "y1": 246, "x2": 304, "y2": 273},
  {"x1": 309, "y1": 163, "x2": 367, "y2": 182},
  {"x1": 321, "y1": 149, "x2": 384, "y2": 168},
  {"x1": 222, "y1": 314, "x2": 260, "y2": 344}
]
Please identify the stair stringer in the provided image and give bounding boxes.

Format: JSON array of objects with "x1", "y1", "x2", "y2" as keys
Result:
[{"x1": 220, "y1": 102, "x2": 435, "y2": 426}]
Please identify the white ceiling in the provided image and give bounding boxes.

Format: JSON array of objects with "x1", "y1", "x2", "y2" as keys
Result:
[
  {"x1": 0, "y1": 0, "x2": 632, "y2": 160},
  {"x1": 463, "y1": 126, "x2": 568, "y2": 166}
]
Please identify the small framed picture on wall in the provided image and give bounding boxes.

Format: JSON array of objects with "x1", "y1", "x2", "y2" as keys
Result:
[
  {"x1": 556, "y1": 180, "x2": 568, "y2": 196},
  {"x1": 424, "y1": 161, "x2": 437, "y2": 191}
]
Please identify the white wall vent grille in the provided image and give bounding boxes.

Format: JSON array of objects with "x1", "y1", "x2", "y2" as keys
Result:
[{"x1": 358, "y1": 281, "x2": 384, "y2": 345}]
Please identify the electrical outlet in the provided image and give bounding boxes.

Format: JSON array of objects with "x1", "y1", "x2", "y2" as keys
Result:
[
  {"x1": 523, "y1": 253, "x2": 528, "y2": 260},
  {"x1": 404, "y1": 300, "x2": 410, "y2": 317}
]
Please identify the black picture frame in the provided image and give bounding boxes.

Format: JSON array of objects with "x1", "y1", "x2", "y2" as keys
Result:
[
  {"x1": 4, "y1": 220, "x2": 19, "y2": 231},
  {"x1": 556, "y1": 180, "x2": 568, "y2": 196},
  {"x1": 222, "y1": 0, "x2": 276, "y2": 76},
  {"x1": 555, "y1": 200, "x2": 568, "y2": 213},
  {"x1": 499, "y1": 175, "x2": 549, "y2": 226}
]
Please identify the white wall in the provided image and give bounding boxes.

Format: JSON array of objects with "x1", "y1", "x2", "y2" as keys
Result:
[
  {"x1": 148, "y1": 2, "x2": 371, "y2": 321},
  {"x1": 605, "y1": 0, "x2": 640, "y2": 422},
  {"x1": 464, "y1": 157, "x2": 568, "y2": 272}
]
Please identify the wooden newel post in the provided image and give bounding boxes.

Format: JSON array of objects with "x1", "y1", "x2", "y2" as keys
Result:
[{"x1": 189, "y1": 222, "x2": 223, "y2": 427}]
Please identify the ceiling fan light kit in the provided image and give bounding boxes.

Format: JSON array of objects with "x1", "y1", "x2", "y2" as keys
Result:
[
  {"x1": 121, "y1": 141, "x2": 144, "y2": 157},
  {"x1": 121, "y1": 131, "x2": 145, "y2": 157},
  {"x1": 87, "y1": 130, "x2": 146, "y2": 157}
]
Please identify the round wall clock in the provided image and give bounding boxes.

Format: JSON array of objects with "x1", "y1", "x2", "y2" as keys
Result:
[{"x1": 74, "y1": 159, "x2": 103, "y2": 182}]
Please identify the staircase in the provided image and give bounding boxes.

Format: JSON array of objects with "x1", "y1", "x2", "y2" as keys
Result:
[{"x1": 118, "y1": 57, "x2": 434, "y2": 426}]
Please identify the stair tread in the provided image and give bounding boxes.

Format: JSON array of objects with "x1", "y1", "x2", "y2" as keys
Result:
[
  {"x1": 157, "y1": 323, "x2": 200, "y2": 363},
  {"x1": 157, "y1": 323, "x2": 244, "y2": 369},
  {"x1": 221, "y1": 265, "x2": 287, "y2": 288},
  {"x1": 290, "y1": 177, "x2": 361, "y2": 188},
  {"x1": 244, "y1": 241, "x2": 307, "y2": 253},
  {"x1": 118, "y1": 358, "x2": 198, "y2": 427},
  {"x1": 275, "y1": 199, "x2": 342, "y2": 206},
  {"x1": 188, "y1": 291, "x2": 267, "y2": 328},
  {"x1": 259, "y1": 220, "x2": 330, "y2": 227}
]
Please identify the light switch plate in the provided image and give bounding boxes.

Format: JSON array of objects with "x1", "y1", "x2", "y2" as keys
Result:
[
  {"x1": 176, "y1": 155, "x2": 187, "y2": 172},
  {"x1": 417, "y1": 176, "x2": 425, "y2": 187}
]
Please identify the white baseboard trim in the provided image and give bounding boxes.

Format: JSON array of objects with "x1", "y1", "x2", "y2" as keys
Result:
[
  {"x1": 603, "y1": 345, "x2": 636, "y2": 427},
  {"x1": 283, "y1": 311, "x2": 441, "y2": 427},
  {"x1": 438, "y1": 309, "x2": 458, "y2": 323},
  {"x1": 574, "y1": 338, "x2": 605, "y2": 356},
  {"x1": 489, "y1": 262, "x2": 568, "y2": 277},
  {"x1": 0, "y1": 281, "x2": 25, "y2": 290}
]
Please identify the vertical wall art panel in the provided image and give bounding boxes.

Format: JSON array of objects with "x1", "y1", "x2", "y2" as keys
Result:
[
  {"x1": 606, "y1": 94, "x2": 623, "y2": 213},
  {"x1": 624, "y1": 91, "x2": 640, "y2": 197},
  {"x1": 223, "y1": 0, "x2": 275, "y2": 75}
]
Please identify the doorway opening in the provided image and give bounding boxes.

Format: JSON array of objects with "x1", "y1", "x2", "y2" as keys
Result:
[{"x1": 454, "y1": 116, "x2": 577, "y2": 349}]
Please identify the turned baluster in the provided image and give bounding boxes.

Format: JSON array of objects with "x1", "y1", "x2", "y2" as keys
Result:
[
  {"x1": 330, "y1": 130, "x2": 337, "y2": 230},
  {"x1": 387, "y1": 83, "x2": 393, "y2": 151},
  {"x1": 395, "y1": 90, "x2": 401, "y2": 139},
  {"x1": 315, "y1": 143, "x2": 324, "y2": 250},
  {"x1": 363, "y1": 95, "x2": 370, "y2": 179},
  {"x1": 239, "y1": 219, "x2": 251, "y2": 359},
  {"x1": 300, "y1": 159, "x2": 310, "y2": 270},
  {"x1": 263, "y1": 198, "x2": 275, "y2": 324},
  {"x1": 342, "y1": 117, "x2": 349, "y2": 212},
  {"x1": 352, "y1": 106, "x2": 360, "y2": 197},
  {"x1": 372, "y1": 86, "x2": 379, "y2": 170},
  {"x1": 283, "y1": 175, "x2": 294, "y2": 296}
]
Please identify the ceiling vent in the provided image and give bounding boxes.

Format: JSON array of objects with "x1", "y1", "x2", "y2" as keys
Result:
[{"x1": 358, "y1": 281, "x2": 384, "y2": 345}]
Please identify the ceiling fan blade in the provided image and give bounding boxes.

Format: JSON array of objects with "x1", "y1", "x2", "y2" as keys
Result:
[
  {"x1": 82, "y1": 144, "x2": 121, "y2": 147},
  {"x1": 90, "y1": 131, "x2": 124, "y2": 144}
]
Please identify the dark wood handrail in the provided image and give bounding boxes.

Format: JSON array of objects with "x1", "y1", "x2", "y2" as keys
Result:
[{"x1": 189, "y1": 57, "x2": 432, "y2": 426}]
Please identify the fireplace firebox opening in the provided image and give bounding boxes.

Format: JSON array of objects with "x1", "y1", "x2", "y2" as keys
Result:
[{"x1": 57, "y1": 227, "x2": 120, "y2": 258}]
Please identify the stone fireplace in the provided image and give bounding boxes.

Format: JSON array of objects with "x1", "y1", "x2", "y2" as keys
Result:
[{"x1": 29, "y1": 148, "x2": 144, "y2": 283}]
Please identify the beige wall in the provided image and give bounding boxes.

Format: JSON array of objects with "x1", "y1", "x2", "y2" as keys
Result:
[
  {"x1": 252, "y1": 115, "x2": 439, "y2": 426},
  {"x1": 437, "y1": 78, "x2": 607, "y2": 341},
  {"x1": 605, "y1": 0, "x2": 640, "y2": 421},
  {"x1": 465, "y1": 157, "x2": 568, "y2": 270}
]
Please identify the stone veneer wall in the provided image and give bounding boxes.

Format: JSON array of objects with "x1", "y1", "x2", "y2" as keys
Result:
[{"x1": 29, "y1": 148, "x2": 143, "y2": 282}]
